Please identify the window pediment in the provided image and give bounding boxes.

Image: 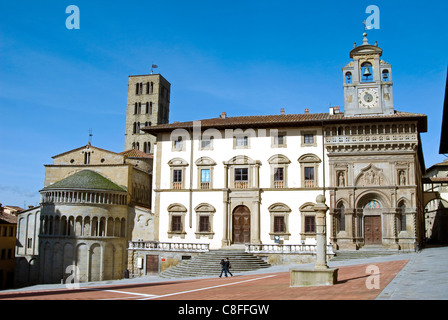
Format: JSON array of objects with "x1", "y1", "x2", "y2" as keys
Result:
[
  {"x1": 167, "y1": 203, "x2": 187, "y2": 213},
  {"x1": 168, "y1": 158, "x2": 189, "y2": 167},
  {"x1": 300, "y1": 202, "x2": 316, "y2": 212},
  {"x1": 298, "y1": 154, "x2": 321, "y2": 163},
  {"x1": 225, "y1": 155, "x2": 259, "y2": 165},
  {"x1": 195, "y1": 157, "x2": 216, "y2": 166},
  {"x1": 268, "y1": 203, "x2": 291, "y2": 213},
  {"x1": 194, "y1": 203, "x2": 216, "y2": 213},
  {"x1": 268, "y1": 154, "x2": 291, "y2": 165}
]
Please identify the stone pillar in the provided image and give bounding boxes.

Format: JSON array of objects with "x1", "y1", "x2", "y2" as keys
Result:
[
  {"x1": 251, "y1": 200, "x2": 261, "y2": 244},
  {"x1": 290, "y1": 195, "x2": 338, "y2": 287},
  {"x1": 314, "y1": 195, "x2": 329, "y2": 269}
]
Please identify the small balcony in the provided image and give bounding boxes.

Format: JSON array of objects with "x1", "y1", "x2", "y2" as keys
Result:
[
  {"x1": 304, "y1": 180, "x2": 315, "y2": 188},
  {"x1": 233, "y1": 181, "x2": 249, "y2": 189}
]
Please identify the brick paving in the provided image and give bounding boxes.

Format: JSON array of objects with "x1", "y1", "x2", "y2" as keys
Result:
[{"x1": 0, "y1": 259, "x2": 408, "y2": 300}]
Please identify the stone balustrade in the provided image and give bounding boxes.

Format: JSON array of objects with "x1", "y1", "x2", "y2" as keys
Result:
[
  {"x1": 325, "y1": 132, "x2": 417, "y2": 145},
  {"x1": 128, "y1": 240, "x2": 210, "y2": 252},
  {"x1": 245, "y1": 243, "x2": 335, "y2": 255}
]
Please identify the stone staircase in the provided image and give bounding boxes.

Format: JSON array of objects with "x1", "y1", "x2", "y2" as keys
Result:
[
  {"x1": 160, "y1": 249, "x2": 271, "y2": 278},
  {"x1": 331, "y1": 246, "x2": 411, "y2": 262}
]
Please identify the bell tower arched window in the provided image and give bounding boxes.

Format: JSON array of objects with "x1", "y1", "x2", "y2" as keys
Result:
[
  {"x1": 382, "y1": 69, "x2": 389, "y2": 81},
  {"x1": 345, "y1": 72, "x2": 352, "y2": 84},
  {"x1": 361, "y1": 62, "x2": 373, "y2": 82}
]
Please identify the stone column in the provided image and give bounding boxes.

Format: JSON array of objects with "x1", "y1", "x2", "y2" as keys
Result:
[
  {"x1": 314, "y1": 195, "x2": 329, "y2": 270},
  {"x1": 290, "y1": 195, "x2": 338, "y2": 287},
  {"x1": 251, "y1": 200, "x2": 261, "y2": 244}
]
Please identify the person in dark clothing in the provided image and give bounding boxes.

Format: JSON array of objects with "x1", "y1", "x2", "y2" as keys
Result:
[
  {"x1": 219, "y1": 259, "x2": 226, "y2": 277},
  {"x1": 219, "y1": 257, "x2": 233, "y2": 277}
]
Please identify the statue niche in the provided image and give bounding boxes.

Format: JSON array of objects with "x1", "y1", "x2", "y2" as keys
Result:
[{"x1": 355, "y1": 164, "x2": 387, "y2": 187}]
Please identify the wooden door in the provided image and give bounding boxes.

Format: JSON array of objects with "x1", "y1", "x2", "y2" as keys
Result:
[
  {"x1": 146, "y1": 255, "x2": 159, "y2": 275},
  {"x1": 232, "y1": 206, "x2": 250, "y2": 244},
  {"x1": 364, "y1": 216, "x2": 382, "y2": 245}
]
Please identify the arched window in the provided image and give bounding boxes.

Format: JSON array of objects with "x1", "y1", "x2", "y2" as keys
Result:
[
  {"x1": 361, "y1": 62, "x2": 373, "y2": 82},
  {"x1": 338, "y1": 204, "x2": 346, "y2": 232},
  {"x1": 345, "y1": 72, "x2": 352, "y2": 84},
  {"x1": 397, "y1": 202, "x2": 407, "y2": 232},
  {"x1": 382, "y1": 69, "x2": 389, "y2": 81}
]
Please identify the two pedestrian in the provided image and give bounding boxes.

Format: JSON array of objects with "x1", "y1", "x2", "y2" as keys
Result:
[{"x1": 219, "y1": 257, "x2": 233, "y2": 277}]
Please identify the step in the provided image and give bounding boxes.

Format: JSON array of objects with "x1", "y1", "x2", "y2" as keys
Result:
[{"x1": 160, "y1": 249, "x2": 271, "y2": 278}]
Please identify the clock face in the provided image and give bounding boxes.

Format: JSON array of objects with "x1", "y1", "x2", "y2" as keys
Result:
[{"x1": 358, "y1": 88, "x2": 379, "y2": 108}]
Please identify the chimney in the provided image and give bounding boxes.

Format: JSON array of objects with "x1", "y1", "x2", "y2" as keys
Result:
[
  {"x1": 28, "y1": 205, "x2": 34, "y2": 209},
  {"x1": 280, "y1": 108, "x2": 285, "y2": 115},
  {"x1": 334, "y1": 106, "x2": 340, "y2": 114},
  {"x1": 304, "y1": 108, "x2": 309, "y2": 114},
  {"x1": 221, "y1": 112, "x2": 227, "y2": 119},
  {"x1": 329, "y1": 107, "x2": 334, "y2": 115}
]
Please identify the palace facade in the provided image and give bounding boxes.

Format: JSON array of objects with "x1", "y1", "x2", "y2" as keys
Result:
[{"x1": 15, "y1": 33, "x2": 430, "y2": 285}]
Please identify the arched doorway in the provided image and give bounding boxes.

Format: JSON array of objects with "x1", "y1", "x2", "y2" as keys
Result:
[
  {"x1": 232, "y1": 206, "x2": 250, "y2": 244},
  {"x1": 363, "y1": 199, "x2": 382, "y2": 245}
]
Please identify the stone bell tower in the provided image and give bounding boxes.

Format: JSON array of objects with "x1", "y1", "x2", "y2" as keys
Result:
[
  {"x1": 342, "y1": 32, "x2": 394, "y2": 117},
  {"x1": 124, "y1": 73, "x2": 170, "y2": 153}
]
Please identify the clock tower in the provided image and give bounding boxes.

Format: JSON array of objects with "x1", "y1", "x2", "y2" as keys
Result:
[{"x1": 342, "y1": 32, "x2": 394, "y2": 116}]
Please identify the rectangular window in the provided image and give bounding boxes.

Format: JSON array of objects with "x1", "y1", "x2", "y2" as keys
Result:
[
  {"x1": 27, "y1": 238, "x2": 32, "y2": 249},
  {"x1": 304, "y1": 167, "x2": 314, "y2": 180},
  {"x1": 304, "y1": 216, "x2": 315, "y2": 233},
  {"x1": 274, "y1": 168, "x2": 284, "y2": 181},
  {"x1": 2, "y1": 227, "x2": 6, "y2": 237},
  {"x1": 274, "y1": 216, "x2": 285, "y2": 233},
  {"x1": 171, "y1": 216, "x2": 182, "y2": 232},
  {"x1": 8, "y1": 226, "x2": 14, "y2": 237},
  {"x1": 174, "y1": 137, "x2": 183, "y2": 150},
  {"x1": 199, "y1": 216, "x2": 210, "y2": 232},
  {"x1": 173, "y1": 170, "x2": 182, "y2": 183},
  {"x1": 234, "y1": 168, "x2": 248, "y2": 181},
  {"x1": 274, "y1": 134, "x2": 285, "y2": 146},
  {"x1": 304, "y1": 134, "x2": 314, "y2": 144},
  {"x1": 235, "y1": 136, "x2": 248, "y2": 147},
  {"x1": 201, "y1": 169, "x2": 210, "y2": 182},
  {"x1": 201, "y1": 137, "x2": 212, "y2": 149}
]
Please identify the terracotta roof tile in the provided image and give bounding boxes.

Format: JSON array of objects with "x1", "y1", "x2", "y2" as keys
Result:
[
  {"x1": 0, "y1": 212, "x2": 18, "y2": 224},
  {"x1": 142, "y1": 111, "x2": 427, "y2": 133},
  {"x1": 120, "y1": 149, "x2": 153, "y2": 159}
]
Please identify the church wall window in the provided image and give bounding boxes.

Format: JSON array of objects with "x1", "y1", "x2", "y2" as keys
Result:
[{"x1": 397, "y1": 202, "x2": 407, "y2": 233}]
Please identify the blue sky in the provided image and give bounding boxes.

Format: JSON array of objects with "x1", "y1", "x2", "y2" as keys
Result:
[{"x1": 1, "y1": 0, "x2": 447, "y2": 207}]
